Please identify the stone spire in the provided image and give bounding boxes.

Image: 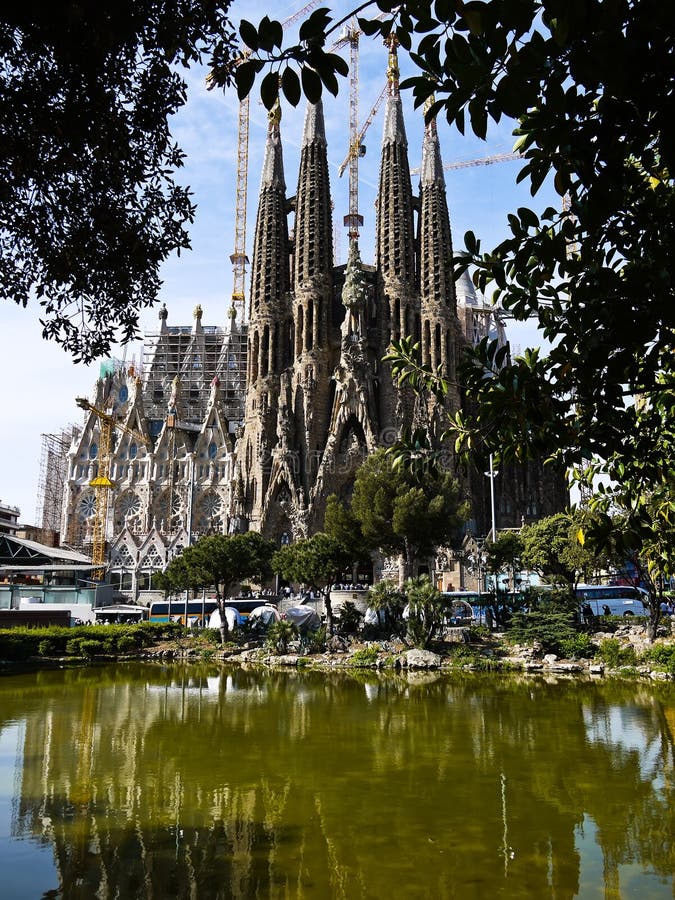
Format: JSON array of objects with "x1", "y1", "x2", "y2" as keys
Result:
[
  {"x1": 419, "y1": 99, "x2": 455, "y2": 313},
  {"x1": 375, "y1": 35, "x2": 419, "y2": 433},
  {"x1": 290, "y1": 97, "x2": 335, "y2": 501},
  {"x1": 376, "y1": 34, "x2": 417, "y2": 305},
  {"x1": 247, "y1": 100, "x2": 291, "y2": 385},
  {"x1": 418, "y1": 98, "x2": 461, "y2": 430},
  {"x1": 293, "y1": 98, "x2": 333, "y2": 298},
  {"x1": 237, "y1": 99, "x2": 293, "y2": 534}
]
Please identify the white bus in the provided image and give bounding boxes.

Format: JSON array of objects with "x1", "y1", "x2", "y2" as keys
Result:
[{"x1": 575, "y1": 584, "x2": 648, "y2": 617}]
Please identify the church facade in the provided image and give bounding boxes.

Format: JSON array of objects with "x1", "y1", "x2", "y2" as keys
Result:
[{"x1": 57, "y1": 45, "x2": 567, "y2": 601}]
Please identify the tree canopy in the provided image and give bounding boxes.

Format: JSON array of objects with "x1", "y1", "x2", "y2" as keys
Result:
[
  {"x1": 0, "y1": 1, "x2": 237, "y2": 361},
  {"x1": 348, "y1": 448, "x2": 470, "y2": 577},
  {"x1": 520, "y1": 512, "x2": 615, "y2": 587},
  {"x1": 159, "y1": 531, "x2": 275, "y2": 638},
  {"x1": 272, "y1": 531, "x2": 354, "y2": 633}
]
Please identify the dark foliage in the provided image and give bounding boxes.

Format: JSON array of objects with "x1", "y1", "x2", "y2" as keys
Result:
[{"x1": 0, "y1": 1, "x2": 237, "y2": 360}]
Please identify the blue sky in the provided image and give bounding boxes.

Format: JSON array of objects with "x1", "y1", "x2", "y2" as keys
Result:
[{"x1": 0, "y1": 0, "x2": 557, "y2": 525}]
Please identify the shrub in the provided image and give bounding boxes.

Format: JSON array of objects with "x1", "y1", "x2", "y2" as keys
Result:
[
  {"x1": 643, "y1": 644, "x2": 675, "y2": 674},
  {"x1": 302, "y1": 625, "x2": 327, "y2": 654},
  {"x1": 558, "y1": 632, "x2": 596, "y2": 660},
  {"x1": 366, "y1": 579, "x2": 407, "y2": 638},
  {"x1": 507, "y1": 610, "x2": 578, "y2": 655},
  {"x1": 265, "y1": 620, "x2": 298, "y2": 655},
  {"x1": 449, "y1": 644, "x2": 481, "y2": 666},
  {"x1": 335, "y1": 602, "x2": 363, "y2": 635},
  {"x1": 203, "y1": 627, "x2": 223, "y2": 645},
  {"x1": 116, "y1": 635, "x2": 137, "y2": 653},
  {"x1": 404, "y1": 576, "x2": 445, "y2": 649},
  {"x1": 65, "y1": 638, "x2": 82, "y2": 656},
  {"x1": 469, "y1": 624, "x2": 491, "y2": 642},
  {"x1": 348, "y1": 647, "x2": 379, "y2": 667},
  {"x1": 38, "y1": 637, "x2": 61, "y2": 657},
  {"x1": 598, "y1": 638, "x2": 636, "y2": 668},
  {"x1": 77, "y1": 639, "x2": 102, "y2": 658},
  {"x1": 0, "y1": 631, "x2": 35, "y2": 660}
]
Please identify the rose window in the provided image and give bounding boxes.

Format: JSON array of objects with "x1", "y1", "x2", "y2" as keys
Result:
[
  {"x1": 77, "y1": 492, "x2": 96, "y2": 522},
  {"x1": 119, "y1": 492, "x2": 141, "y2": 518},
  {"x1": 154, "y1": 492, "x2": 182, "y2": 530},
  {"x1": 197, "y1": 492, "x2": 223, "y2": 531}
]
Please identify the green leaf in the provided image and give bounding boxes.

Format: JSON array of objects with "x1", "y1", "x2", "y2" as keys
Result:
[
  {"x1": 397, "y1": 26, "x2": 412, "y2": 52},
  {"x1": 257, "y1": 17, "x2": 283, "y2": 53},
  {"x1": 326, "y1": 53, "x2": 350, "y2": 78},
  {"x1": 518, "y1": 207, "x2": 539, "y2": 229},
  {"x1": 357, "y1": 16, "x2": 385, "y2": 37},
  {"x1": 300, "y1": 8, "x2": 332, "y2": 42},
  {"x1": 468, "y1": 96, "x2": 487, "y2": 140},
  {"x1": 462, "y1": 6, "x2": 483, "y2": 35},
  {"x1": 319, "y1": 67, "x2": 340, "y2": 97}
]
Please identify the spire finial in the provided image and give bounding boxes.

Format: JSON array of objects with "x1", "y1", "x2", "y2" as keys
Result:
[
  {"x1": 423, "y1": 93, "x2": 438, "y2": 135},
  {"x1": 268, "y1": 96, "x2": 281, "y2": 131},
  {"x1": 386, "y1": 34, "x2": 400, "y2": 96}
]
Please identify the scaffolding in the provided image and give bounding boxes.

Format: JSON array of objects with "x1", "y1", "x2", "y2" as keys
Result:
[
  {"x1": 141, "y1": 322, "x2": 248, "y2": 430},
  {"x1": 35, "y1": 426, "x2": 80, "y2": 535}
]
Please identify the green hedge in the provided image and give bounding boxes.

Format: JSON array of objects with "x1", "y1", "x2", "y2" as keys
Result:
[{"x1": 0, "y1": 621, "x2": 183, "y2": 661}]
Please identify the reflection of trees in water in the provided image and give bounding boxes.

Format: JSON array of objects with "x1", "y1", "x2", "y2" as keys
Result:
[{"x1": 1, "y1": 665, "x2": 674, "y2": 898}]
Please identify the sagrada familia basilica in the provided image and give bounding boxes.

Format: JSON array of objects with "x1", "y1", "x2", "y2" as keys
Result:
[{"x1": 52, "y1": 43, "x2": 567, "y2": 599}]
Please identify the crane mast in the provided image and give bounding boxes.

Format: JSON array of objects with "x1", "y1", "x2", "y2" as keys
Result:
[
  {"x1": 342, "y1": 21, "x2": 363, "y2": 242},
  {"x1": 76, "y1": 397, "x2": 150, "y2": 580},
  {"x1": 229, "y1": 94, "x2": 250, "y2": 323}
]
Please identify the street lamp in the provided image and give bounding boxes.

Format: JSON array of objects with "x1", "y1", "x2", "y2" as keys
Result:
[{"x1": 484, "y1": 453, "x2": 499, "y2": 542}]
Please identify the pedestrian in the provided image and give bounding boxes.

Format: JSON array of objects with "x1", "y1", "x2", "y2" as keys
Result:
[{"x1": 602, "y1": 604, "x2": 611, "y2": 616}]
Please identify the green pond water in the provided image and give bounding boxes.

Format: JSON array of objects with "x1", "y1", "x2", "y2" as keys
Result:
[{"x1": 0, "y1": 663, "x2": 674, "y2": 899}]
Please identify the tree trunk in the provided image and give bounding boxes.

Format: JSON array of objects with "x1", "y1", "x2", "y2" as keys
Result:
[
  {"x1": 647, "y1": 601, "x2": 660, "y2": 643},
  {"x1": 324, "y1": 588, "x2": 334, "y2": 636},
  {"x1": 216, "y1": 595, "x2": 230, "y2": 646},
  {"x1": 403, "y1": 542, "x2": 414, "y2": 582}
]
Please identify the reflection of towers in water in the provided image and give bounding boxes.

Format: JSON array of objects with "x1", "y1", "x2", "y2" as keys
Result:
[
  {"x1": 12, "y1": 670, "x2": 311, "y2": 897},
  {"x1": 8, "y1": 670, "x2": 675, "y2": 896}
]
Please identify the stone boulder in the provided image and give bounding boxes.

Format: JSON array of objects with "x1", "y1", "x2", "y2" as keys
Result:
[{"x1": 404, "y1": 649, "x2": 442, "y2": 669}]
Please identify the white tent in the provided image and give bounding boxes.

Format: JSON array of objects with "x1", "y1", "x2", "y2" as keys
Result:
[
  {"x1": 364, "y1": 607, "x2": 385, "y2": 627},
  {"x1": 285, "y1": 606, "x2": 321, "y2": 632},
  {"x1": 208, "y1": 607, "x2": 241, "y2": 631},
  {"x1": 249, "y1": 605, "x2": 281, "y2": 629}
]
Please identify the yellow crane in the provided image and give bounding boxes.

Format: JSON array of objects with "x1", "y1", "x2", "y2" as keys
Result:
[{"x1": 75, "y1": 396, "x2": 151, "y2": 580}]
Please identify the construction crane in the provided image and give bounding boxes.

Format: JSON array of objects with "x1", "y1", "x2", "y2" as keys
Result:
[
  {"x1": 337, "y1": 83, "x2": 387, "y2": 178},
  {"x1": 410, "y1": 150, "x2": 521, "y2": 176},
  {"x1": 75, "y1": 396, "x2": 151, "y2": 580},
  {"x1": 329, "y1": 12, "x2": 389, "y2": 243},
  {"x1": 326, "y1": 19, "x2": 363, "y2": 242},
  {"x1": 212, "y1": 1, "x2": 321, "y2": 327}
]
